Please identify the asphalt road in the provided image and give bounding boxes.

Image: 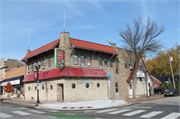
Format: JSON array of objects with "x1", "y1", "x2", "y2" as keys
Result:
[{"x1": 0, "y1": 96, "x2": 180, "y2": 119}]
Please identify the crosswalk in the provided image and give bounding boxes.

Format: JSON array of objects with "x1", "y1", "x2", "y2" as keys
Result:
[
  {"x1": 0, "y1": 109, "x2": 58, "y2": 118},
  {"x1": 85, "y1": 108, "x2": 180, "y2": 119}
]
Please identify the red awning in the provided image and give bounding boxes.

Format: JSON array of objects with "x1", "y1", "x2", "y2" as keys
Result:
[{"x1": 22, "y1": 67, "x2": 107, "y2": 82}]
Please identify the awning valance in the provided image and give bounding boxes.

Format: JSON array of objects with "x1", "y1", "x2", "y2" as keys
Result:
[
  {"x1": 22, "y1": 67, "x2": 107, "y2": 82},
  {"x1": 1, "y1": 75, "x2": 24, "y2": 86}
]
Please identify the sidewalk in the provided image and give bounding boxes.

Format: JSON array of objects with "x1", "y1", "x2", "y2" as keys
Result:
[{"x1": 0, "y1": 94, "x2": 164, "y2": 110}]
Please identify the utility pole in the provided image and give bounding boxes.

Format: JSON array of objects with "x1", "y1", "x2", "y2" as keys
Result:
[{"x1": 169, "y1": 55, "x2": 176, "y2": 89}]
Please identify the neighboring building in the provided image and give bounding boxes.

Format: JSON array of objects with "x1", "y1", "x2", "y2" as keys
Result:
[
  {"x1": 0, "y1": 58, "x2": 25, "y2": 96},
  {"x1": 21, "y1": 31, "x2": 153, "y2": 102},
  {"x1": 151, "y1": 75, "x2": 173, "y2": 87}
]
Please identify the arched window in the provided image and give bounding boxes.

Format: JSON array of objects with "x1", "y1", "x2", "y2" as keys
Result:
[
  {"x1": 128, "y1": 61, "x2": 131, "y2": 69},
  {"x1": 80, "y1": 56, "x2": 85, "y2": 66},
  {"x1": 115, "y1": 60, "x2": 119, "y2": 74},
  {"x1": 87, "y1": 57, "x2": 91, "y2": 66},
  {"x1": 109, "y1": 59, "x2": 113, "y2": 68},
  {"x1": 99, "y1": 58, "x2": 102, "y2": 67},
  {"x1": 125, "y1": 61, "x2": 127, "y2": 69},
  {"x1": 73, "y1": 55, "x2": 78, "y2": 65},
  {"x1": 104, "y1": 59, "x2": 107, "y2": 67}
]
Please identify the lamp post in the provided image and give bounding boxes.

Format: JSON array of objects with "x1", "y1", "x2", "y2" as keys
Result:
[
  {"x1": 34, "y1": 61, "x2": 41, "y2": 103},
  {"x1": 143, "y1": 67, "x2": 148, "y2": 97}
]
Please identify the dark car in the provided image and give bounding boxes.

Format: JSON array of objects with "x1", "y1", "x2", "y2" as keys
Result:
[
  {"x1": 164, "y1": 89, "x2": 179, "y2": 96},
  {"x1": 154, "y1": 87, "x2": 165, "y2": 94}
]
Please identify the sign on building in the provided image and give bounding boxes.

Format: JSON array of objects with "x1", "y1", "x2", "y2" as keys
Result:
[
  {"x1": 136, "y1": 70, "x2": 145, "y2": 77},
  {"x1": 54, "y1": 48, "x2": 64, "y2": 68},
  {"x1": 34, "y1": 71, "x2": 37, "y2": 79}
]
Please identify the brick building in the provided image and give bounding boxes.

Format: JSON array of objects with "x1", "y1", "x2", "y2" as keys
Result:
[{"x1": 22, "y1": 31, "x2": 155, "y2": 102}]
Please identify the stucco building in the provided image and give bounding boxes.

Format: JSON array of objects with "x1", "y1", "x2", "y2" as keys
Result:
[{"x1": 22, "y1": 31, "x2": 155, "y2": 102}]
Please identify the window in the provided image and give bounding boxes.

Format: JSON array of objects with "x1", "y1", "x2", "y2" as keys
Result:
[
  {"x1": 42, "y1": 85, "x2": 44, "y2": 90},
  {"x1": 125, "y1": 61, "x2": 127, "y2": 69},
  {"x1": 115, "y1": 60, "x2": 119, "y2": 74},
  {"x1": 139, "y1": 63, "x2": 141, "y2": 70},
  {"x1": 42, "y1": 60, "x2": 45, "y2": 69},
  {"x1": 73, "y1": 55, "x2": 78, "y2": 65},
  {"x1": 50, "y1": 85, "x2": 53, "y2": 90},
  {"x1": 104, "y1": 59, "x2": 107, "y2": 67},
  {"x1": 80, "y1": 56, "x2": 85, "y2": 66},
  {"x1": 115, "y1": 83, "x2": 119, "y2": 93},
  {"x1": 35, "y1": 86, "x2": 37, "y2": 90},
  {"x1": 99, "y1": 58, "x2": 102, "y2": 67},
  {"x1": 87, "y1": 57, "x2": 91, "y2": 66},
  {"x1": 28, "y1": 65, "x2": 30, "y2": 71},
  {"x1": 97, "y1": 83, "x2": 100, "y2": 88},
  {"x1": 128, "y1": 61, "x2": 131, "y2": 69},
  {"x1": 72, "y1": 83, "x2": 76, "y2": 89},
  {"x1": 129, "y1": 84, "x2": 132, "y2": 89},
  {"x1": 28, "y1": 87, "x2": 30, "y2": 91},
  {"x1": 32, "y1": 64, "x2": 34, "y2": 72},
  {"x1": 49, "y1": 58, "x2": 52, "y2": 68},
  {"x1": 86, "y1": 83, "x2": 89, "y2": 88},
  {"x1": 109, "y1": 59, "x2": 113, "y2": 68},
  {"x1": 140, "y1": 78, "x2": 142, "y2": 81}
]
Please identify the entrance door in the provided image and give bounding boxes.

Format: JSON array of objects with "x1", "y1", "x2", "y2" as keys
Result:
[
  {"x1": 57, "y1": 84, "x2": 64, "y2": 101},
  {"x1": 129, "y1": 83, "x2": 133, "y2": 97},
  {"x1": 115, "y1": 82, "x2": 119, "y2": 96}
]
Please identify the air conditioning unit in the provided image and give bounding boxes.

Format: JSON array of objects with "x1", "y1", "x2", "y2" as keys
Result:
[{"x1": 42, "y1": 66, "x2": 45, "y2": 69}]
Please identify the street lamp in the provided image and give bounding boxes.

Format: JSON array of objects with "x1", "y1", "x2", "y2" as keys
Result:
[
  {"x1": 34, "y1": 61, "x2": 41, "y2": 103},
  {"x1": 143, "y1": 67, "x2": 148, "y2": 97}
]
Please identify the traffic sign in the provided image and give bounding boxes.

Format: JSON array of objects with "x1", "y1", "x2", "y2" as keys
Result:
[{"x1": 35, "y1": 80, "x2": 41, "y2": 85}]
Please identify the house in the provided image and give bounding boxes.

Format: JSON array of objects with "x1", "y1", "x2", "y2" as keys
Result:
[
  {"x1": 21, "y1": 31, "x2": 152, "y2": 102},
  {"x1": 151, "y1": 75, "x2": 174, "y2": 87}
]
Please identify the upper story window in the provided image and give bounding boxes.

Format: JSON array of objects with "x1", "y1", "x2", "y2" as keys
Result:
[
  {"x1": 125, "y1": 61, "x2": 127, "y2": 69},
  {"x1": 115, "y1": 60, "x2": 119, "y2": 74},
  {"x1": 139, "y1": 63, "x2": 141, "y2": 70},
  {"x1": 42, "y1": 60, "x2": 45, "y2": 69},
  {"x1": 109, "y1": 59, "x2": 113, "y2": 68},
  {"x1": 99, "y1": 58, "x2": 102, "y2": 67},
  {"x1": 49, "y1": 58, "x2": 52, "y2": 68},
  {"x1": 28, "y1": 65, "x2": 30, "y2": 71},
  {"x1": 104, "y1": 59, "x2": 107, "y2": 67},
  {"x1": 73, "y1": 55, "x2": 78, "y2": 65},
  {"x1": 87, "y1": 57, "x2": 91, "y2": 66},
  {"x1": 128, "y1": 61, "x2": 131, "y2": 69},
  {"x1": 80, "y1": 56, "x2": 85, "y2": 66},
  {"x1": 32, "y1": 64, "x2": 34, "y2": 72}
]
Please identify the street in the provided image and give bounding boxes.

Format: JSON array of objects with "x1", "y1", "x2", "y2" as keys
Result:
[{"x1": 0, "y1": 96, "x2": 180, "y2": 119}]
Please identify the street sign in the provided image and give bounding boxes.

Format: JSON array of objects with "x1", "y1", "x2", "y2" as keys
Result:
[
  {"x1": 35, "y1": 80, "x2": 41, "y2": 85},
  {"x1": 34, "y1": 71, "x2": 37, "y2": 80}
]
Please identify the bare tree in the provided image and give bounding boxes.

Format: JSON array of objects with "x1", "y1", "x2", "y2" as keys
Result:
[{"x1": 118, "y1": 16, "x2": 165, "y2": 98}]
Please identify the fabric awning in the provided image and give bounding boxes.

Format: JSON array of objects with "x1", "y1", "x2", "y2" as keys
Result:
[
  {"x1": 1, "y1": 75, "x2": 24, "y2": 86},
  {"x1": 22, "y1": 67, "x2": 107, "y2": 82}
]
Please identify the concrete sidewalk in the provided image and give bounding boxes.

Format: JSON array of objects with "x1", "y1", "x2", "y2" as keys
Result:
[{"x1": 0, "y1": 94, "x2": 164, "y2": 110}]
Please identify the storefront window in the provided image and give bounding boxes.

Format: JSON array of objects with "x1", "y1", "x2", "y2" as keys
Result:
[
  {"x1": 87, "y1": 57, "x2": 91, "y2": 66},
  {"x1": 80, "y1": 56, "x2": 85, "y2": 66},
  {"x1": 73, "y1": 55, "x2": 78, "y2": 65},
  {"x1": 109, "y1": 59, "x2": 113, "y2": 68},
  {"x1": 49, "y1": 58, "x2": 52, "y2": 68},
  {"x1": 86, "y1": 83, "x2": 89, "y2": 88},
  {"x1": 115, "y1": 60, "x2": 119, "y2": 74},
  {"x1": 104, "y1": 59, "x2": 107, "y2": 67},
  {"x1": 99, "y1": 58, "x2": 102, "y2": 67},
  {"x1": 72, "y1": 83, "x2": 76, "y2": 89},
  {"x1": 50, "y1": 85, "x2": 53, "y2": 90},
  {"x1": 97, "y1": 83, "x2": 100, "y2": 88}
]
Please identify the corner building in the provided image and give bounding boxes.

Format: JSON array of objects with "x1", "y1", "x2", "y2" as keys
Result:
[{"x1": 22, "y1": 32, "x2": 146, "y2": 102}]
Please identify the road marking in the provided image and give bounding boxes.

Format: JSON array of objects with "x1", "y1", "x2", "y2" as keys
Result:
[
  {"x1": 0, "y1": 113, "x2": 13, "y2": 118},
  {"x1": 128, "y1": 106, "x2": 152, "y2": 109},
  {"x1": 108, "y1": 109, "x2": 132, "y2": 114},
  {"x1": 140, "y1": 111, "x2": 163, "y2": 118},
  {"x1": 12, "y1": 111, "x2": 31, "y2": 115},
  {"x1": 161, "y1": 112, "x2": 180, "y2": 119},
  {"x1": 123, "y1": 110, "x2": 146, "y2": 116},
  {"x1": 28, "y1": 109, "x2": 46, "y2": 114},
  {"x1": 96, "y1": 108, "x2": 118, "y2": 113}
]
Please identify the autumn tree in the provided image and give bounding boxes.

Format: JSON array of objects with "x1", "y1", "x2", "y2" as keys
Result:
[
  {"x1": 118, "y1": 16, "x2": 165, "y2": 98},
  {"x1": 4, "y1": 82, "x2": 14, "y2": 94}
]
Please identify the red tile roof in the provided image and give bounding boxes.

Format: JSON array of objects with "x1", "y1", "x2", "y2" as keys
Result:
[
  {"x1": 22, "y1": 67, "x2": 107, "y2": 82},
  {"x1": 70, "y1": 38, "x2": 118, "y2": 54},
  {"x1": 22, "y1": 39, "x2": 59, "y2": 60},
  {"x1": 22, "y1": 37, "x2": 118, "y2": 61},
  {"x1": 127, "y1": 58, "x2": 155, "y2": 84}
]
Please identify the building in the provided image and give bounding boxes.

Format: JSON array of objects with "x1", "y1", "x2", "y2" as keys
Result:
[
  {"x1": 0, "y1": 58, "x2": 25, "y2": 97},
  {"x1": 22, "y1": 31, "x2": 154, "y2": 102}
]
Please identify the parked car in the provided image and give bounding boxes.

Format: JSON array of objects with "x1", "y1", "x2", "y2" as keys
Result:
[
  {"x1": 154, "y1": 87, "x2": 165, "y2": 94},
  {"x1": 164, "y1": 89, "x2": 179, "y2": 96}
]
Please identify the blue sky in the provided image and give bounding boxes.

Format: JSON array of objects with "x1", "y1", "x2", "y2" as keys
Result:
[{"x1": 0, "y1": 0, "x2": 179, "y2": 61}]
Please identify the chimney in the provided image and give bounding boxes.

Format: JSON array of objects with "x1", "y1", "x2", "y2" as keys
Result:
[
  {"x1": 111, "y1": 43, "x2": 116, "y2": 49},
  {"x1": 26, "y1": 49, "x2": 31, "y2": 55}
]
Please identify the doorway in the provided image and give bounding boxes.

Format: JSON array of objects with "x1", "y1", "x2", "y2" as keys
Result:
[
  {"x1": 57, "y1": 84, "x2": 64, "y2": 101},
  {"x1": 129, "y1": 83, "x2": 133, "y2": 97}
]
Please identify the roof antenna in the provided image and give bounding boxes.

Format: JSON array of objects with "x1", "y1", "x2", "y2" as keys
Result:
[
  {"x1": 107, "y1": 39, "x2": 111, "y2": 45},
  {"x1": 28, "y1": 30, "x2": 30, "y2": 50},
  {"x1": 64, "y1": 7, "x2": 65, "y2": 32}
]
